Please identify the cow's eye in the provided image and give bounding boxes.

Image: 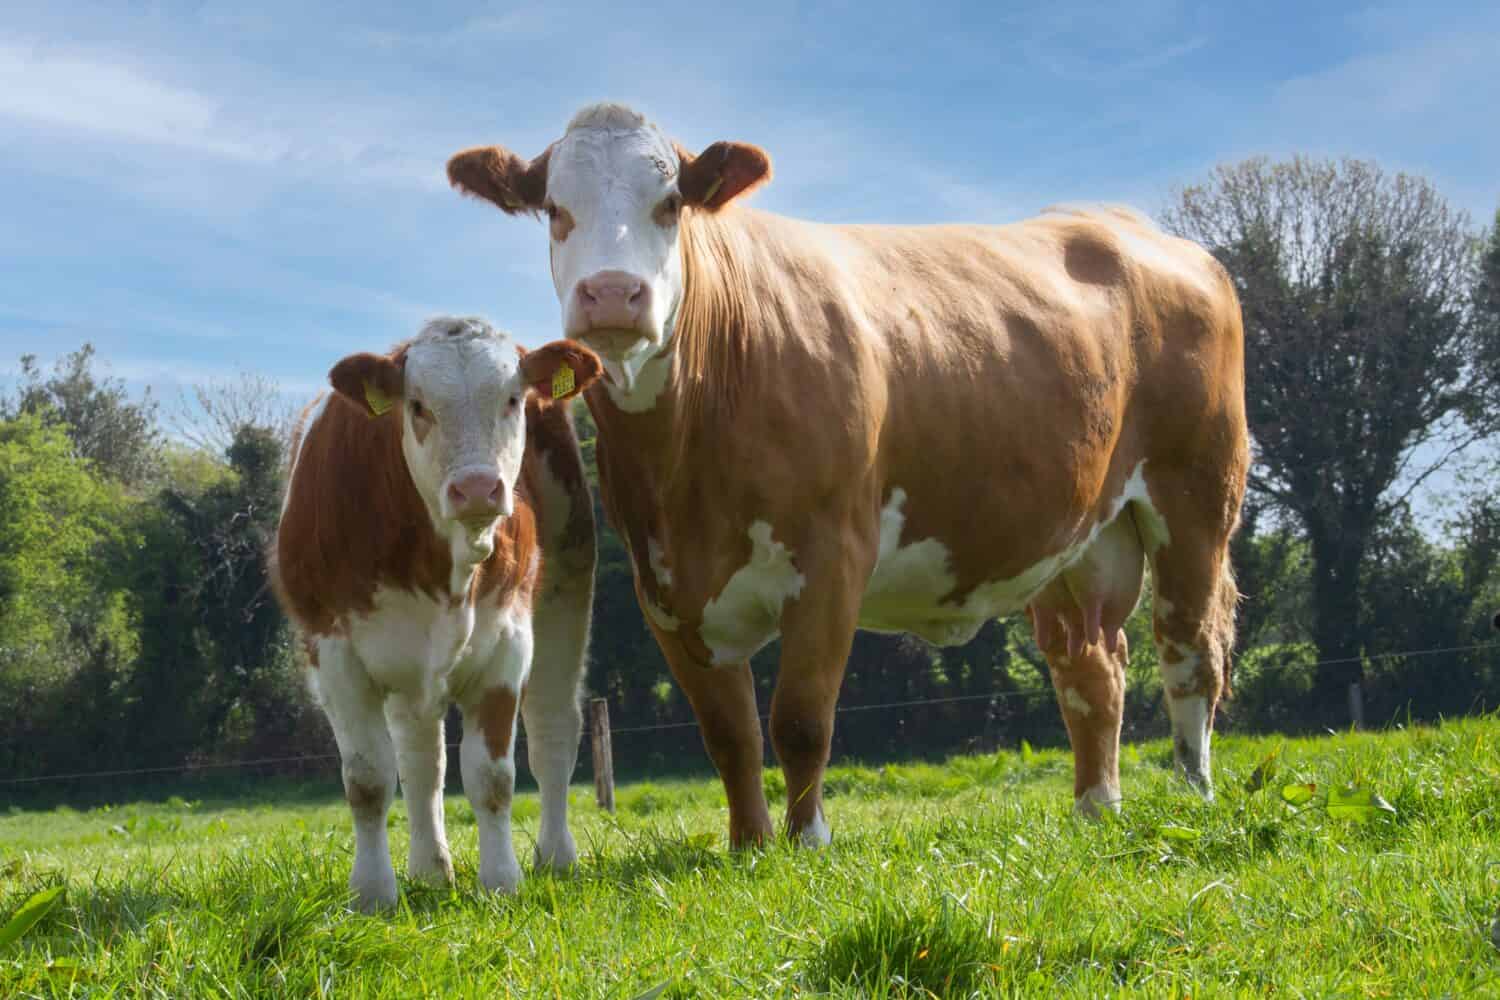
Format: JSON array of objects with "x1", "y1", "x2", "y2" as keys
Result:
[
  {"x1": 654, "y1": 192, "x2": 683, "y2": 227},
  {"x1": 508, "y1": 395, "x2": 521, "y2": 411},
  {"x1": 409, "y1": 399, "x2": 427, "y2": 419}
]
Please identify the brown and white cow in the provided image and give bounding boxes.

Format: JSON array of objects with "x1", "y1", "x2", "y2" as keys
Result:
[
  {"x1": 448, "y1": 105, "x2": 1248, "y2": 847},
  {"x1": 271, "y1": 316, "x2": 600, "y2": 909}
]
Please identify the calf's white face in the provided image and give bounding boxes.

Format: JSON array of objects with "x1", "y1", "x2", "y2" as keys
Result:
[
  {"x1": 329, "y1": 316, "x2": 599, "y2": 561},
  {"x1": 446, "y1": 104, "x2": 772, "y2": 392}
]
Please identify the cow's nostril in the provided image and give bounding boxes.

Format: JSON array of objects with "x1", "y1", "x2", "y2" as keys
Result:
[{"x1": 627, "y1": 286, "x2": 644, "y2": 305}]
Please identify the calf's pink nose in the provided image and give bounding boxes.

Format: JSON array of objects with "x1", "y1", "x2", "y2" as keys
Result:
[
  {"x1": 576, "y1": 270, "x2": 648, "y2": 329},
  {"x1": 447, "y1": 470, "x2": 502, "y2": 516}
]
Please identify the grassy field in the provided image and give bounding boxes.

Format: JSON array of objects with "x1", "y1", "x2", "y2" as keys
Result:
[{"x1": 2, "y1": 718, "x2": 1499, "y2": 998}]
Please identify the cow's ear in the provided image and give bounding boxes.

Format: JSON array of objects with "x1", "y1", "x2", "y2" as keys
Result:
[
  {"x1": 330, "y1": 351, "x2": 405, "y2": 417},
  {"x1": 518, "y1": 340, "x2": 603, "y2": 404},
  {"x1": 676, "y1": 141, "x2": 772, "y2": 211},
  {"x1": 447, "y1": 144, "x2": 552, "y2": 216}
]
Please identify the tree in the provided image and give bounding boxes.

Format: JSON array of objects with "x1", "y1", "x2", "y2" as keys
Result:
[
  {"x1": 1163, "y1": 158, "x2": 1500, "y2": 722},
  {"x1": 169, "y1": 370, "x2": 296, "y2": 458},
  {"x1": 0, "y1": 413, "x2": 135, "y2": 775},
  {"x1": 4, "y1": 344, "x2": 161, "y2": 489}
]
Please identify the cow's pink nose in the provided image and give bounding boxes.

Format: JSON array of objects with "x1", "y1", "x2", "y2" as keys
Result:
[
  {"x1": 576, "y1": 270, "x2": 648, "y2": 329},
  {"x1": 446, "y1": 470, "x2": 502, "y2": 517}
]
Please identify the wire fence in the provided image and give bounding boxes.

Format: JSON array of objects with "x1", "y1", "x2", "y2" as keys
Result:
[{"x1": 2, "y1": 639, "x2": 1496, "y2": 789}]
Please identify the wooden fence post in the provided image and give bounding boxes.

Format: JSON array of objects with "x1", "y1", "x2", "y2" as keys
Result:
[
  {"x1": 1347, "y1": 680, "x2": 1366, "y2": 730},
  {"x1": 590, "y1": 697, "x2": 615, "y2": 813}
]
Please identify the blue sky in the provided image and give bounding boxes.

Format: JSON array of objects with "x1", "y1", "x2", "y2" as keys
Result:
[{"x1": 1, "y1": 0, "x2": 1497, "y2": 409}]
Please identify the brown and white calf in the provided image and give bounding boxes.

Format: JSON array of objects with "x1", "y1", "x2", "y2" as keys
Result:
[
  {"x1": 448, "y1": 105, "x2": 1248, "y2": 847},
  {"x1": 271, "y1": 316, "x2": 600, "y2": 909}
]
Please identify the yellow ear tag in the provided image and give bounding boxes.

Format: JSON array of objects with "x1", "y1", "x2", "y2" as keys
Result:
[
  {"x1": 364, "y1": 381, "x2": 394, "y2": 416},
  {"x1": 551, "y1": 362, "x2": 575, "y2": 399},
  {"x1": 702, "y1": 174, "x2": 724, "y2": 204}
]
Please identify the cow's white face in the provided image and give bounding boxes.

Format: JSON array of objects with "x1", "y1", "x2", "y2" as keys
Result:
[
  {"x1": 544, "y1": 117, "x2": 684, "y2": 390},
  {"x1": 447, "y1": 104, "x2": 772, "y2": 395},
  {"x1": 329, "y1": 317, "x2": 600, "y2": 564}
]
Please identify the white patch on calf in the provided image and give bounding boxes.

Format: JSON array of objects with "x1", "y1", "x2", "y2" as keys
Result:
[{"x1": 699, "y1": 521, "x2": 806, "y2": 664}]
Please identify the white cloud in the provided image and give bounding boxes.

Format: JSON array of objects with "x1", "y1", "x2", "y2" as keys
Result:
[{"x1": 0, "y1": 39, "x2": 276, "y2": 160}]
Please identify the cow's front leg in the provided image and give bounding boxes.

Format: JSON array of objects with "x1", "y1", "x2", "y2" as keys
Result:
[
  {"x1": 460, "y1": 622, "x2": 532, "y2": 895},
  {"x1": 312, "y1": 638, "x2": 399, "y2": 911},
  {"x1": 385, "y1": 696, "x2": 452, "y2": 886},
  {"x1": 651, "y1": 624, "x2": 773, "y2": 848},
  {"x1": 771, "y1": 535, "x2": 868, "y2": 847}
]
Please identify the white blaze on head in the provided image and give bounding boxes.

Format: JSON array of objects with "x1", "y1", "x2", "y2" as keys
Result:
[
  {"x1": 328, "y1": 316, "x2": 600, "y2": 561},
  {"x1": 546, "y1": 105, "x2": 682, "y2": 380},
  {"x1": 447, "y1": 103, "x2": 773, "y2": 394}
]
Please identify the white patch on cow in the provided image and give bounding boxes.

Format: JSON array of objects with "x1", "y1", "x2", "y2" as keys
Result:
[
  {"x1": 601, "y1": 338, "x2": 674, "y2": 412},
  {"x1": 548, "y1": 105, "x2": 682, "y2": 351},
  {"x1": 858, "y1": 468, "x2": 1157, "y2": 647},
  {"x1": 798, "y1": 807, "x2": 832, "y2": 849},
  {"x1": 1061, "y1": 687, "x2": 1093, "y2": 717},
  {"x1": 648, "y1": 537, "x2": 673, "y2": 589},
  {"x1": 281, "y1": 392, "x2": 329, "y2": 517},
  {"x1": 699, "y1": 521, "x2": 806, "y2": 664},
  {"x1": 1159, "y1": 642, "x2": 1200, "y2": 691},
  {"x1": 1075, "y1": 782, "x2": 1123, "y2": 819},
  {"x1": 1166, "y1": 693, "x2": 1213, "y2": 799}
]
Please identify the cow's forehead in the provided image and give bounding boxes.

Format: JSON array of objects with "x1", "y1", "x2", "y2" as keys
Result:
[{"x1": 550, "y1": 122, "x2": 677, "y2": 201}]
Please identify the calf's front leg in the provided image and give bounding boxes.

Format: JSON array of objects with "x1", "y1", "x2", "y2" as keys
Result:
[
  {"x1": 312, "y1": 638, "x2": 399, "y2": 911},
  {"x1": 385, "y1": 696, "x2": 453, "y2": 886},
  {"x1": 460, "y1": 622, "x2": 532, "y2": 894}
]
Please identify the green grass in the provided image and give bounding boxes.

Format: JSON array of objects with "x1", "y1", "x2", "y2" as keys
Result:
[{"x1": 3, "y1": 719, "x2": 1499, "y2": 998}]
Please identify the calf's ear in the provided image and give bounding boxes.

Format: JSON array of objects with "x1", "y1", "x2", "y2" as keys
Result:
[
  {"x1": 518, "y1": 340, "x2": 603, "y2": 403},
  {"x1": 447, "y1": 144, "x2": 552, "y2": 216},
  {"x1": 329, "y1": 352, "x2": 406, "y2": 417}
]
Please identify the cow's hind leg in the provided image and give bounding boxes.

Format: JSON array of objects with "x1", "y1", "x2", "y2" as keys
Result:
[
  {"x1": 1028, "y1": 512, "x2": 1146, "y2": 816},
  {"x1": 1140, "y1": 465, "x2": 1243, "y2": 800},
  {"x1": 1032, "y1": 606, "x2": 1129, "y2": 817},
  {"x1": 770, "y1": 533, "x2": 869, "y2": 846},
  {"x1": 311, "y1": 638, "x2": 399, "y2": 911},
  {"x1": 385, "y1": 696, "x2": 453, "y2": 886}
]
